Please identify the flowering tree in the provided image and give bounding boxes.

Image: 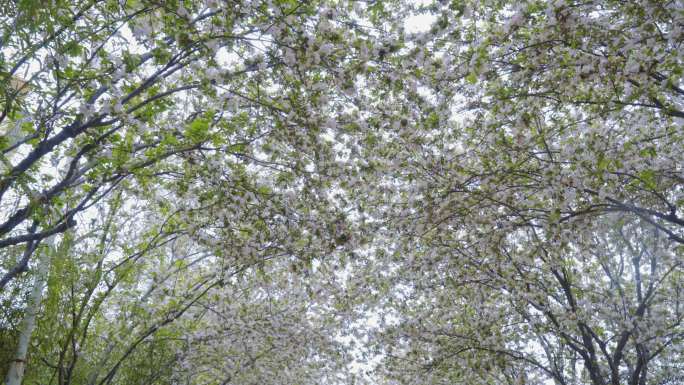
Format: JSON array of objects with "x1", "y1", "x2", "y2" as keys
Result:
[
  {"x1": 0, "y1": 0, "x2": 379, "y2": 287},
  {"x1": 357, "y1": 1, "x2": 684, "y2": 385},
  {"x1": 3, "y1": 1, "x2": 683, "y2": 385},
  {"x1": 1, "y1": 0, "x2": 387, "y2": 384}
]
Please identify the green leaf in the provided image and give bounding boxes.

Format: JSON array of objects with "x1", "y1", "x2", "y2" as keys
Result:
[
  {"x1": 186, "y1": 118, "x2": 210, "y2": 142},
  {"x1": 466, "y1": 72, "x2": 478, "y2": 84},
  {"x1": 638, "y1": 169, "x2": 657, "y2": 190}
]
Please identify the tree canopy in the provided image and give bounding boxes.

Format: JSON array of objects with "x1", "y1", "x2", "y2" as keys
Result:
[{"x1": 1, "y1": 1, "x2": 683, "y2": 385}]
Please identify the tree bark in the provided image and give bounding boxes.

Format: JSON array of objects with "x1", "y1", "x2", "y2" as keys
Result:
[{"x1": 4, "y1": 236, "x2": 54, "y2": 385}]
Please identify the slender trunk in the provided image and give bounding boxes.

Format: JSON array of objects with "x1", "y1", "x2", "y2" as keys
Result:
[{"x1": 4, "y1": 236, "x2": 54, "y2": 385}]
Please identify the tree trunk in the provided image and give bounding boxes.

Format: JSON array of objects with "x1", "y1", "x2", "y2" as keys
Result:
[{"x1": 4, "y1": 236, "x2": 54, "y2": 385}]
